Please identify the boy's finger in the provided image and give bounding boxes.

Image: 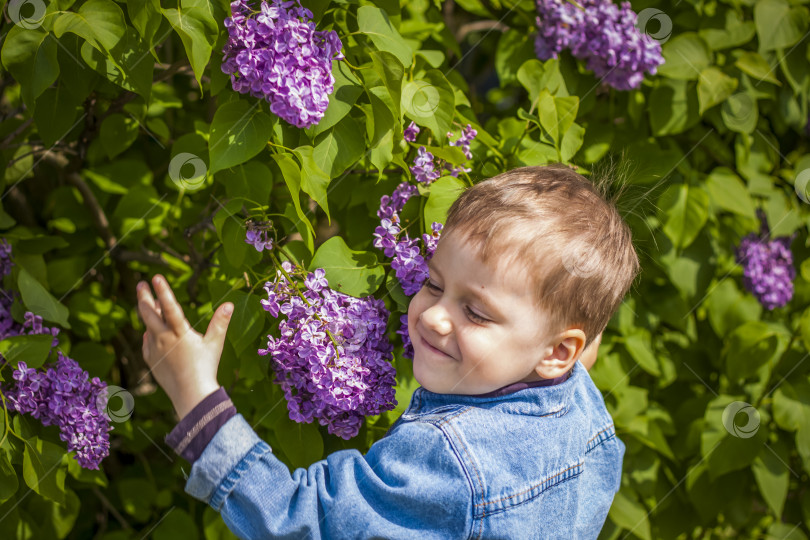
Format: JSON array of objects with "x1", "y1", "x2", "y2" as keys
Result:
[
  {"x1": 152, "y1": 274, "x2": 191, "y2": 335},
  {"x1": 203, "y1": 303, "x2": 234, "y2": 346},
  {"x1": 137, "y1": 282, "x2": 167, "y2": 332}
]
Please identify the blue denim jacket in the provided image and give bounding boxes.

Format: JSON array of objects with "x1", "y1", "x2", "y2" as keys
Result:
[{"x1": 184, "y1": 360, "x2": 624, "y2": 539}]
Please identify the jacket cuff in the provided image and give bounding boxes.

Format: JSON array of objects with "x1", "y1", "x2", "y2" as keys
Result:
[
  {"x1": 184, "y1": 413, "x2": 272, "y2": 507},
  {"x1": 164, "y1": 387, "x2": 237, "y2": 464}
]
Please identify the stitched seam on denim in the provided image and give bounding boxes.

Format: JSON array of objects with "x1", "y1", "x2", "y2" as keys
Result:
[
  {"x1": 585, "y1": 424, "x2": 615, "y2": 453},
  {"x1": 210, "y1": 440, "x2": 271, "y2": 511},
  {"x1": 478, "y1": 469, "x2": 581, "y2": 518},
  {"x1": 436, "y1": 414, "x2": 484, "y2": 507},
  {"x1": 174, "y1": 400, "x2": 235, "y2": 454},
  {"x1": 473, "y1": 460, "x2": 584, "y2": 508}
]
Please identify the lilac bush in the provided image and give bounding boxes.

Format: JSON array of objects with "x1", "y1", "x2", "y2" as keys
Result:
[
  {"x1": 0, "y1": 239, "x2": 112, "y2": 469},
  {"x1": 734, "y1": 209, "x2": 798, "y2": 310},
  {"x1": 534, "y1": 0, "x2": 664, "y2": 90},
  {"x1": 258, "y1": 262, "x2": 397, "y2": 439},
  {"x1": 222, "y1": 0, "x2": 345, "y2": 128}
]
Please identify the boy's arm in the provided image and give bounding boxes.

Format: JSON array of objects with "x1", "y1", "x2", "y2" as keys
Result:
[{"x1": 179, "y1": 412, "x2": 473, "y2": 540}]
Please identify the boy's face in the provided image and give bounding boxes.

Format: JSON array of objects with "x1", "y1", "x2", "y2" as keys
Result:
[{"x1": 407, "y1": 231, "x2": 557, "y2": 395}]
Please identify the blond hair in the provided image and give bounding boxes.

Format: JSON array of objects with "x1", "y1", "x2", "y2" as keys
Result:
[{"x1": 442, "y1": 163, "x2": 640, "y2": 351}]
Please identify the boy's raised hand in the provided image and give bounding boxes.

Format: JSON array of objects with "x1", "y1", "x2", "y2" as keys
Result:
[{"x1": 136, "y1": 274, "x2": 235, "y2": 419}]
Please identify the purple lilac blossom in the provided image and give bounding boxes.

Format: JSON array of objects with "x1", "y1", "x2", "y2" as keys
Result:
[
  {"x1": 534, "y1": 0, "x2": 664, "y2": 91},
  {"x1": 2, "y1": 353, "x2": 112, "y2": 469},
  {"x1": 410, "y1": 146, "x2": 441, "y2": 185},
  {"x1": 403, "y1": 121, "x2": 420, "y2": 142},
  {"x1": 734, "y1": 209, "x2": 798, "y2": 310},
  {"x1": 396, "y1": 314, "x2": 414, "y2": 360},
  {"x1": 373, "y1": 182, "x2": 443, "y2": 296},
  {"x1": 222, "y1": 0, "x2": 345, "y2": 129},
  {"x1": 258, "y1": 263, "x2": 397, "y2": 439},
  {"x1": 245, "y1": 229, "x2": 274, "y2": 252},
  {"x1": 444, "y1": 124, "x2": 478, "y2": 177}
]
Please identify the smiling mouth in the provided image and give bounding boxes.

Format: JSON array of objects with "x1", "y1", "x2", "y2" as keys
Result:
[{"x1": 421, "y1": 336, "x2": 452, "y2": 358}]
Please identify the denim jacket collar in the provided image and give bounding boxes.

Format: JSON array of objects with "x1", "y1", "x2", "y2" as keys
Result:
[{"x1": 405, "y1": 360, "x2": 585, "y2": 418}]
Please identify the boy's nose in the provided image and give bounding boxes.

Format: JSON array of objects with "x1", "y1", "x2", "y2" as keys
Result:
[{"x1": 420, "y1": 304, "x2": 452, "y2": 335}]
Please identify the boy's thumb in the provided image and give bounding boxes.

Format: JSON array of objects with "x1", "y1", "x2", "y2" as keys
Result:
[{"x1": 204, "y1": 303, "x2": 233, "y2": 344}]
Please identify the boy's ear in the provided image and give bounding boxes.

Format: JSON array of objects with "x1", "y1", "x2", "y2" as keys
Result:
[{"x1": 534, "y1": 330, "x2": 586, "y2": 379}]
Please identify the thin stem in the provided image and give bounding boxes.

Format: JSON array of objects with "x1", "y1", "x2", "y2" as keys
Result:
[{"x1": 266, "y1": 140, "x2": 295, "y2": 153}]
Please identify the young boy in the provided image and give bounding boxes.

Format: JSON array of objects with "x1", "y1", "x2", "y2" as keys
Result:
[{"x1": 137, "y1": 164, "x2": 639, "y2": 539}]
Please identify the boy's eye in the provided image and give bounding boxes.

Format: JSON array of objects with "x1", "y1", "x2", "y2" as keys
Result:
[{"x1": 425, "y1": 282, "x2": 489, "y2": 324}]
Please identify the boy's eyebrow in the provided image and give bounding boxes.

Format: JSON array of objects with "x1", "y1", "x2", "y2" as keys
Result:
[{"x1": 427, "y1": 259, "x2": 503, "y2": 318}]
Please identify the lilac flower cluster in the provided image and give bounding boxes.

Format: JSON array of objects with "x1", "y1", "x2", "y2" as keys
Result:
[
  {"x1": 734, "y1": 209, "x2": 798, "y2": 310},
  {"x1": 258, "y1": 263, "x2": 397, "y2": 439},
  {"x1": 0, "y1": 239, "x2": 111, "y2": 469},
  {"x1": 3, "y1": 353, "x2": 112, "y2": 469},
  {"x1": 222, "y1": 0, "x2": 345, "y2": 129},
  {"x1": 395, "y1": 314, "x2": 414, "y2": 360},
  {"x1": 534, "y1": 0, "x2": 664, "y2": 91},
  {"x1": 373, "y1": 182, "x2": 443, "y2": 296},
  {"x1": 407, "y1": 124, "x2": 478, "y2": 183}
]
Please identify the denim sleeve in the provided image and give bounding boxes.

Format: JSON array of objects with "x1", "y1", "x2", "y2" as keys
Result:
[{"x1": 184, "y1": 413, "x2": 473, "y2": 540}]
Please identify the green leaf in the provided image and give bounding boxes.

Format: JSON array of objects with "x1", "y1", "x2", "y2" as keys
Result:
[
  {"x1": 209, "y1": 100, "x2": 274, "y2": 175},
  {"x1": 221, "y1": 160, "x2": 274, "y2": 208},
  {"x1": 702, "y1": 394, "x2": 768, "y2": 480},
  {"x1": 17, "y1": 267, "x2": 71, "y2": 329},
  {"x1": 309, "y1": 236, "x2": 385, "y2": 297},
  {"x1": 772, "y1": 379, "x2": 810, "y2": 432},
  {"x1": 753, "y1": 440, "x2": 790, "y2": 517},
  {"x1": 33, "y1": 83, "x2": 84, "y2": 147},
  {"x1": 22, "y1": 437, "x2": 67, "y2": 505},
  {"x1": 755, "y1": 0, "x2": 809, "y2": 52},
  {"x1": 423, "y1": 176, "x2": 465, "y2": 234},
  {"x1": 0, "y1": 334, "x2": 55, "y2": 370},
  {"x1": 26, "y1": 486, "x2": 80, "y2": 539},
  {"x1": 705, "y1": 279, "x2": 762, "y2": 338},
  {"x1": 697, "y1": 67, "x2": 738, "y2": 115},
  {"x1": 79, "y1": 27, "x2": 154, "y2": 100},
  {"x1": 721, "y1": 92, "x2": 758, "y2": 133},
  {"x1": 401, "y1": 70, "x2": 455, "y2": 141},
  {"x1": 370, "y1": 51, "x2": 404, "y2": 121},
  {"x1": 735, "y1": 51, "x2": 781, "y2": 85},
  {"x1": 292, "y1": 145, "x2": 332, "y2": 224},
  {"x1": 53, "y1": 0, "x2": 126, "y2": 52},
  {"x1": 658, "y1": 33, "x2": 712, "y2": 80},
  {"x1": 722, "y1": 321, "x2": 790, "y2": 380},
  {"x1": 704, "y1": 167, "x2": 756, "y2": 219},
  {"x1": 0, "y1": 26, "x2": 60, "y2": 110},
  {"x1": 495, "y1": 29, "x2": 537, "y2": 87},
  {"x1": 649, "y1": 78, "x2": 701, "y2": 136},
  {"x1": 163, "y1": 0, "x2": 219, "y2": 91},
  {"x1": 222, "y1": 290, "x2": 264, "y2": 356},
  {"x1": 658, "y1": 183, "x2": 710, "y2": 250},
  {"x1": 154, "y1": 508, "x2": 199, "y2": 540},
  {"x1": 269, "y1": 153, "x2": 316, "y2": 252},
  {"x1": 0, "y1": 450, "x2": 19, "y2": 503},
  {"x1": 537, "y1": 89, "x2": 558, "y2": 145},
  {"x1": 312, "y1": 116, "x2": 366, "y2": 178},
  {"x1": 766, "y1": 522, "x2": 808, "y2": 540},
  {"x1": 801, "y1": 306, "x2": 810, "y2": 355},
  {"x1": 698, "y1": 11, "x2": 756, "y2": 51},
  {"x1": 517, "y1": 58, "x2": 564, "y2": 103},
  {"x1": 111, "y1": 185, "x2": 169, "y2": 248},
  {"x1": 127, "y1": 0, "x2": 164, "y2": 60},
  {"x1": 117, "y1": 477, "x2": 155, "y2": 521},
  {"x1": 68, "y1": 282, "x2": 128, "y2": 341},
  {"x1": 357, "y1": 5, "x2": 413, "y2": 68},
  {"x1": 100, "y1": 113, "x2": 139, "y2": 159},
  {"x1": 623, "y1": 330, "x2": 660, "y2": 376},
  {"x1": 273, "y1": 417, "x2": 324, "y2": 470},
  {"x1": 560, "y1": 123, "x2": 585, "y2": 162},
  {"x1": 608, "y1": 487, "x2": 651, "y2": 540}
]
